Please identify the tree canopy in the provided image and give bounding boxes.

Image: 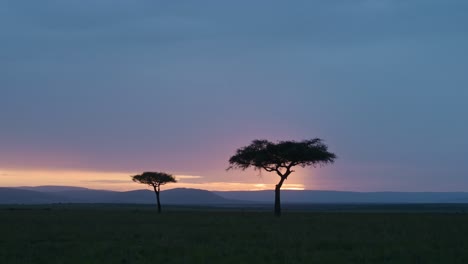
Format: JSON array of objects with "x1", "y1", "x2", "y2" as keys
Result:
[
  {"x1": 228, "y1": 139, "x2": 336, "y2": 175},
  {"x1": 132, "y1": 172, "x2": 177, "y2": 188}
]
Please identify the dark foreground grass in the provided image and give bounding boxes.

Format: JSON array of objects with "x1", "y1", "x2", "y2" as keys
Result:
[{"x1": 1, "y1": 206, "x2": 468, "y2": 264}]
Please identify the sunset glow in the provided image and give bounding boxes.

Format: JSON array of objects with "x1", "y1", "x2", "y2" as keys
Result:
[{"x1": 0, "y1": 168, "x2": 306, "y2": 192}]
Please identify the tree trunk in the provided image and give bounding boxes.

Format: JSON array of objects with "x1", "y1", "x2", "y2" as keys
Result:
[
  {"x1": 274, "y1": 177, "x2": 286, "y2": 217},
  {"x1": 156, "y1": 191, "x2": 161, "y2": 213},
  {"x1": 153, "y1": 186, "x2": 161, "y2": 213}
]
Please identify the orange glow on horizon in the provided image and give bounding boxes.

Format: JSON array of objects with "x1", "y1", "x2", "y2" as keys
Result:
[
  {"x1": 0, "y1": 168, "x2": 307, "y2": 192},
  {"x1": 282, "y1": 184, "x2": 306, "y2": 190}
]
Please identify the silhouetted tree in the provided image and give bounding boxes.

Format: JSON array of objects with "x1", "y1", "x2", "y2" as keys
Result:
[
  {"x1": 131, "y1": 172, "x2": 177, "y2": 213},
  {"x1": 228, "y1": 139, "x2": 336, "y2": 216}
]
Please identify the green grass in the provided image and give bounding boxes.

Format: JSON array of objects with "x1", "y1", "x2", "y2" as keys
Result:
[{"x1": 1, "y1": 206, "x2": 468, "y2": 263}]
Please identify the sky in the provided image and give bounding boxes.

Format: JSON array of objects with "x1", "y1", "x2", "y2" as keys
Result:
[{"x1": 1, "y1": 0, "x2": 467, "y2": 192}]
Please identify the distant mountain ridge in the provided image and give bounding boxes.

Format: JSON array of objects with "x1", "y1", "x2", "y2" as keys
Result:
[
  {"x1": 0, "y1": 187, "x2": 235, "y2": 205},
  {"x1": 18, "y1": 186, "x2": 92, "y2": 192},
  {"x1": 1, "y1": 186, "x2": 468, "y2": 204}
]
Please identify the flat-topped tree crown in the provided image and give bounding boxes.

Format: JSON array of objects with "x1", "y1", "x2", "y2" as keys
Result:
[
  {"x1": 132, "y1": 172, "x2": 176, "y2": 187},
  {"x1": 228, "y1": 139, "x2": 336, "y2": 174},
  {"x1": 228, "y1": 138, "x2": 336, "y2": 216}
]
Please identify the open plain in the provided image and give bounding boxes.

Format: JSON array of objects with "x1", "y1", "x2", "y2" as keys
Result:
[{"x1": 2, "y1": 205, "x2": 468, "y2": 264}]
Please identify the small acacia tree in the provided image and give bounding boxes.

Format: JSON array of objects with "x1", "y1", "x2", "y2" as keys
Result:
[
  {"x1": 131, "y1": 171, "x2": 177, "y2": 213},
  {"x1": 228, "y1": 139, "x2": 336, "y2": 216}
]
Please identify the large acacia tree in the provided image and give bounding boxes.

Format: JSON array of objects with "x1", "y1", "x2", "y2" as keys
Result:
[
  {"x1": 228, "y1": 139, "x2": 336, "y2": 216},
  {"x1": 131, "y1": 172, "x2": 177, "y2": 213}
]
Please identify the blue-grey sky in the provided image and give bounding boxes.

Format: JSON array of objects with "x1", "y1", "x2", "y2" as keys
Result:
[{"x1": 1, "y1": 0, "x2": 467, "y2": 191}]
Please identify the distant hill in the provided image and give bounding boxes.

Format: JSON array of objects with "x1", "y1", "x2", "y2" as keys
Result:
[
  {"x1": 160, "y1": 188, "x2": 236, "y2": 204},
  {"x1": 0, "y1": 188, "x2": 70, "y2": 204},
  {"x1": 18, "y1": 185, "x2": 92, "y2": 192},
  {"x1": 3, "y1": 186, "x2": 468, "y2": 204},
  {"x1": 0, "y1": 187, "x2": 235, "y2": 204}
]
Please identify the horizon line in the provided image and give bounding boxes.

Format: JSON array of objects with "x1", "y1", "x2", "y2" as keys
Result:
[{"x1": 4, "y1": 185, "x2": 468, "y2": 193}]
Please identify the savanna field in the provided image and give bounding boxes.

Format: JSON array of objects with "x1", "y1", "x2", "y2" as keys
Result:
[{"x1": 2, "y1": 205, "x2": 468, "y2": 264}]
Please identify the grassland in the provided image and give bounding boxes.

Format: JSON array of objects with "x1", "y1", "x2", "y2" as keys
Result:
[{"x1": 1, "y1": 205, "x2": 468, "y2": 263}]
